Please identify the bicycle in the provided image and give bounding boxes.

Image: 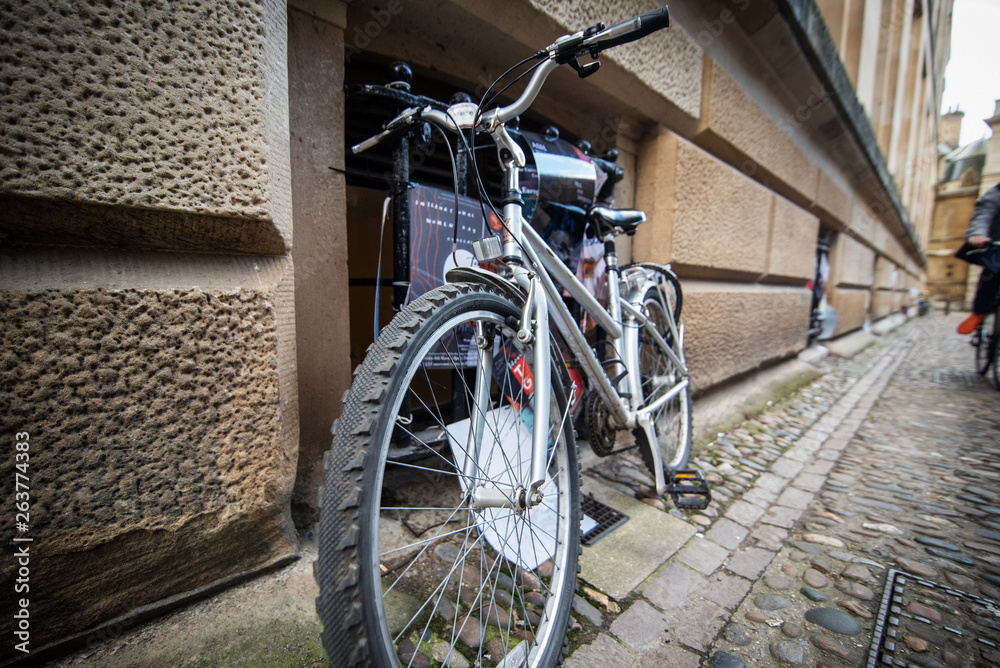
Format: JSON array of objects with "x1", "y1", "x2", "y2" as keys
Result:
[
  {"x1": 972, "y1": 299, "x2": 999, "y2": 387},
  {"x1": 968, "y1": 242, "x2": 1000, "y2": 388},
  {"x1": 316, "y1": 8, "x2": 707, "y2": 666}
]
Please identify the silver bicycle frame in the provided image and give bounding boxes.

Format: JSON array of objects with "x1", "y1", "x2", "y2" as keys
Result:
[
  {"x1": 431, "y1": 51, "x2": 690, "y2": 500},
  {"x1": 518, "y1": 223, "x2": 689, "y2": 494}
]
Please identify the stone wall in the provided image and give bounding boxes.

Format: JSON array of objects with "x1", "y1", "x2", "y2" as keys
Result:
[
  {"x1": 632, "y1": 130, "x2": 815, "y2": 390},
  {"x1": 0, "y1": 271, "x2": 297, "y2": 650},
  {"x1": 333, "y1": 0, "x2": 933, "y2": 395},
  {"x1": 828, "y1": 232, "x2": 876, "y2": 336},
  {"x1": 286, "y1": 2, "x2": 352, "y2": 521},
  {"x1": 0, "y1": 0, "x2": 292, "y2": 252},
  {"x1": 0, "y1": 0, "x2": 297, "y2": 655}
]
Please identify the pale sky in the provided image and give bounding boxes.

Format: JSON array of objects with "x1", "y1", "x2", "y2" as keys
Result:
[{"x1": 939, "y1": 0, "x2": 1000, "y2": 146}]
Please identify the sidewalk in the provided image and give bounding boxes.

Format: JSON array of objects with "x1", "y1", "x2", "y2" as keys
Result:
[{"x1": 42, "y1": 312, "x2": 1000, "y2": 667}]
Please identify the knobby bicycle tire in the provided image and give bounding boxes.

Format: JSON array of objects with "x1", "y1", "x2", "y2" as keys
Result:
[{"x1": 316, "y1": 282, "x2": 580, "y2": 668}]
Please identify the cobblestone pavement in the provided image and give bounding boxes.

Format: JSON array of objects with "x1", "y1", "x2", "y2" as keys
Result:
[{"x1": 566, "y1": 313, "x2": 1000, "y2": 668}]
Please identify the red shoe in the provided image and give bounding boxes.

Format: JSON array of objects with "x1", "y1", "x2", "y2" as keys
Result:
[{"x1": 958, "y1": 313, "x2": 985, "y2": 334}]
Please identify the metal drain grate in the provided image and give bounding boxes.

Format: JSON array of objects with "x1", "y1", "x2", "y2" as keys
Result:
[
  {"x1": 580, "y1": 494, "x2": 629, "y2": 546},
  {"x1": 868, "y1": 569, "x2": 1000, "y2": 667}
]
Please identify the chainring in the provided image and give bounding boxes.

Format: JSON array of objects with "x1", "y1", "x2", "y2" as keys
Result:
[{"x1": 586, "y1": 391, "x2": 617, "y2": 456}]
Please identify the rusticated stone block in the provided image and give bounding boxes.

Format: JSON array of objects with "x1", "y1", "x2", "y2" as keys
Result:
[
  {"x1": 767, "y1": 195, "x2": 819, "y2": 283},
  {"x1": 0, "y1": 286, "x2": 296, "y2": 653},
  {"x1": 634, "y1": 131, "x2": 772, "y2": 278},
  {"x1": 829, "y1": 233, "x2": 875, "y2": 289},
  {"x1": 871, "y1": 289, "x2": 901, "y2": 318},
  {"x1": 0, "y1": 0, "x2": 291, "y2": 254},
  {"x1": 633, "y1": 129, "x2": 679, "y2": 264},
  {"x1": 681, "y1": 282, "x2": 811, "y2": 391},
  {"x1": 527, "y1": 0, "x2": 703, "y2": 119},
  {"x1": 698, "y1": 59, "x2": 819, "y2": 204},
  {"x1": 815, "y1": 171, "x2": 852, "y2": 229},
  {"x1": 874, "y1": 255, "x2": 900, "y2": 290},
  {"x1": 850, "y1": 201, "x2": 878, "y2": 245},
  {"x1": 827, "y1": 286, "x2": 870, "y2": 336},
  {"x1": 882, "y1": 232, "x2": 906, "y2": 268},
  {"x1": 288, "y1": 6, "x2": 352, "y2": 513}
]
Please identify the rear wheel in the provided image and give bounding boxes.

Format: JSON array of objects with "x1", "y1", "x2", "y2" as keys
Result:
[
  {"x1": 991, "y1": 310, "x2": 1000, "y2": 388},
  {"x1": 316, "y1": 282, "x2": 580, "y2": 668},
  {"x1": 632, "y1": 278, "x2": 692, "y2": 474},
  {"x1": 975, "y1": 311, "x2": 996, "y2": 375}
]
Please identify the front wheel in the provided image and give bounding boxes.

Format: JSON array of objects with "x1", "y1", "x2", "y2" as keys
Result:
[
  {"x1": 316, "y1": 282, "x2": 580, "y2": 668},
  {"x1": 632, "y1": 279, "x2": 692, "y2": 474}
]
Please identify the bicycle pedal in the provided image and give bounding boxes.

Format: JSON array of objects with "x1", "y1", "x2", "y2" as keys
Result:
[{"x1": 667, "y1": 469, "x2": 712, "y2": 510}]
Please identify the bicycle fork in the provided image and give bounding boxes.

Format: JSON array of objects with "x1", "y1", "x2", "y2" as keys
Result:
[
  {"x1": 466, "y1": 129, "x2": 555, "y2": 512},
  {"x1": 466, "y1": 272, "x2": 553, "y2": 512}
]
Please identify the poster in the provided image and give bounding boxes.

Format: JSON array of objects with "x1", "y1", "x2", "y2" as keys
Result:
[
  {"x1": 408, "y1": 184, "x2": 496, "y2": 299},
  {"x1": 409, "y1": 184, "x2": 498, "y2": 367}
]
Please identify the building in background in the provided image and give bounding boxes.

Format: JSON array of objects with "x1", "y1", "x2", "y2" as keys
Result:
[
  {"x1": 981, "y1": 100, "x2": 1000, "y2": 195},
  {"x1": 927, "y1": 100, "x2": 1000, "y2": 309},
  {"x1": 0, "y1": 0, "x2": 952, "y2": 654}
]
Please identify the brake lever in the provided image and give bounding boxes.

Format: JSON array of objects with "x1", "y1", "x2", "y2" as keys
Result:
[
  {"x1": 568, "y1": 57, "x2": 601, "y2": 79},
  {"x1": 546, "y1": 21, "x2": 604, "y2": 63}
]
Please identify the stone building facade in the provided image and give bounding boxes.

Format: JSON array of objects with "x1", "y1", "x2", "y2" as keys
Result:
[
  {"x1": 928, "y1": 100, "x2": 1000, "y2": 308},
  {"x1": 0, "y1": 0, "x2": 949, "y2": 654},
  {"x1": 927, "y1": 122, "x2": 984, "y2": 306}
]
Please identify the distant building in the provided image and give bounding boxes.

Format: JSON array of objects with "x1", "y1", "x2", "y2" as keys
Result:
[{"x1": 928, "y1": 100, "x2": 1000, "y2": 309}]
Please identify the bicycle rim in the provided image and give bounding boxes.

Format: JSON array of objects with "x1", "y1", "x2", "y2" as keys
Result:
[{"x1": 354, "y1": 288, "x2": 579, "y2": 668}]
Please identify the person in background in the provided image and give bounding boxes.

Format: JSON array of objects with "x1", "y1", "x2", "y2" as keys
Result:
[{"x1": 957, "y1": 183, "x2": 1000, "y2": 334}]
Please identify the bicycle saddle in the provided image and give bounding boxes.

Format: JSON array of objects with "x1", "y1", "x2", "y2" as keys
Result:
[{"x1": 589, "y1": 206, "x2": 646, "y2": 235}]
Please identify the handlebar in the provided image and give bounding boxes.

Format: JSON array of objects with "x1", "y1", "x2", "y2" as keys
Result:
[
  {"x1": 352, "y1": 6, "x2": 670, "y2": 154},
  {"x1": 564, "y1": 7, "x2": 670, "y2": 60},
  {"x1": 485, "y1": 5, "x2": 670, "y2": 127}
]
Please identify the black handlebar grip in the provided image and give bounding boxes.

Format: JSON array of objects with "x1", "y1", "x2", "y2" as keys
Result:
[{"x1": 592, "y1": 6, "x2": 670, "y2": 52}]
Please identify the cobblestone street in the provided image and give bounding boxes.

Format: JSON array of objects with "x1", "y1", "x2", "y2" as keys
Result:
[{"x1": 568, "y1": 312, "x2": 1000, "y2": 668}]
